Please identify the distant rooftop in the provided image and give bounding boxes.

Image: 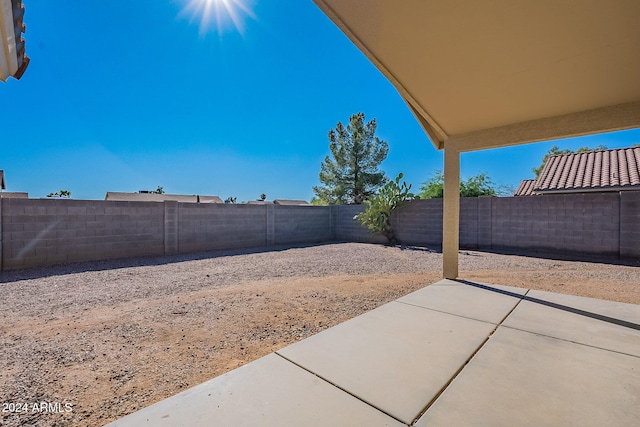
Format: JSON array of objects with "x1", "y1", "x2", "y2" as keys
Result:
[
  {"x1": 515, "y1": 147, "x2": 640, "y2": 195},
  {"x1": 514, "y1": 179, "x2": 535, "y2": 197},
  {"x1": 105, "y1": 192, "x2": 223, "y2": 203},
  {"x1": 0, "y1": 192, "x2": 27, "y2": 199},
  {"x1": 273, "y1": 199, "x2": 310, "y2": 206}
]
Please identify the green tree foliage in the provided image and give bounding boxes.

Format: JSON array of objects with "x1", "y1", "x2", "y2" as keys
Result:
[
  {"x1": 259, "y1": 193, "x2": 266, "y2": 201},
  {"x1": 47, "y1": 190, "x2": 71, "y2": 198},
  {"x1": 533, "y1": 144, "x2": 608, "y2": 177},
  {"x1": 313, "y1": 112, "x2": 389, "y2": 204},
  {"x1": 153, "y1": 186, "x2": 165, "y2": 194},
  {"x1": 310, "y1": 197, "x2": 327, "y2": 206},
  {"x1": 354, "y1": 173, "x2": 417, "y2": 244},
  {"x1": 419, "y1": 171, "x2": 498, "y2": 199},
  {"x1": 225, "y1": 196, "x2": 237, "y2": 204}
]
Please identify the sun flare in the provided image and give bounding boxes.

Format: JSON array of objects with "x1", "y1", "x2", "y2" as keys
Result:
[{"x1": 180, "y1": 0, "x2": 255, "y2": 35}]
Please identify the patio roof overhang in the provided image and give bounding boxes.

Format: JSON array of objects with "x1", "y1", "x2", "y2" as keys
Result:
[
  {"x1": 313, "y1": 0, "x2": 640, "y2": 278},
  {"x1": 1, "y1": 0, "x2": 29, "y2": 82}
]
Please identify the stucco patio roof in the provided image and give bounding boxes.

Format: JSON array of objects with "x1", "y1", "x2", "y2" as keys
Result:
[{"x1": 313, "y1": 0, "x2": 640, "y2": 152}]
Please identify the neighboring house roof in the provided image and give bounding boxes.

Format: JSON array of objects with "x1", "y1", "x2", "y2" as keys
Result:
[
  {"x1": 0, "y1": 169, "x2": 5, "y2": 190},
  {"x1": 246, "y1": 200, "x2": 273, "y2": 205},
  {"x1": 105, "y1": 192, "x2": 223, "y2": 203},
  {"x1": 1, "y1": 0, "x2": 29, "y2": 82},
  {"x1": 0, "y1": 191, "x2": 27, "y2": 198},
  {"x1": 515, "y1": 147, "x2": 640, "y2": 195},
  {"x1": 273, "y1": 199, "x2": 310, "y2": 206},
  {"x1": 514, "y1": 179, "x2": 535, "y2": 196}
]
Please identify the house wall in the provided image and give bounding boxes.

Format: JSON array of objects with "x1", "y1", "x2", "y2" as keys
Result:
[{"x1": 0, "y1": 192, "x2": 638, "y2": 270}]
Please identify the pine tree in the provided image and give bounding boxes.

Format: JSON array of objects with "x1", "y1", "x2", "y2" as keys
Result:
[{"x1": 313, "y1": 113, "x2": 388, "y2": 204}]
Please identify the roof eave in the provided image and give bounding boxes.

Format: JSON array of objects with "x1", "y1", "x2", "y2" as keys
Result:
[
  {"x1": 1, "y1": 0, "x2": 29, "y2": 82},
  {"x1": 534, "y1": 186, "x2": 640, "y2": 195},
  {"x1": 447, "y1": 101, "x2": 640, "y2": 153},
  {"x1": 313, "y1": 0, "x2": 448, "y2": 150}
]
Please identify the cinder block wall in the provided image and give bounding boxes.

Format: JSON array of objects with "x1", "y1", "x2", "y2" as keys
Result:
[
  {"x1": 490, "y1": 193, "x2": 620, "y2": 256},
  {"x1": 274, "y1": 206, "x2": 332, "y2": 245},
  {"x1": 1, "y1": 198, "x2": 165, "y2": 270},
  {"x1": 332, "y1": 204, "x2": 385, "y2": 243},
  {"x1": 620, "y1": 191, "x2": 640, "y2": 259},
  {"x1": 1, "y1": 193, "x2": 638, "y2": 270},
  {"x1": 392, "y1": 199, "x2": 443, "y2": 246},
  {"x1": 178, "y1": 203, "x2": 268, "y2": 252},
  {"x1": 0, "y1": 201, "x2": 337, "y2": 270},
  {"x1": 334, "y1": 192, "x2": 638, "y2": 259},
  {"x1": 459, "y1": 198, "x2": 479, "y2": 248}
]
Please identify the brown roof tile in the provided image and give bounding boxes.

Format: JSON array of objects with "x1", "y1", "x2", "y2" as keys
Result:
[
  {"x1": 534, "y1": 147, "x2": 640, "y2": 193},
  {"x1": 514, "y1": 179, "x2": 535, "y2": 196}
]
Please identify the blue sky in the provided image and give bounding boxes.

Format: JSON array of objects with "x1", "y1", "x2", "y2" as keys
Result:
[{"x1": 2, "y1": 0, "x2": 639, "y2": 202}]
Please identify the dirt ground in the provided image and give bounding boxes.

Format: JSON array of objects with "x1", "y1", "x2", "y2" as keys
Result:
[{"x1": 1, "y1": 243, "x2": 638, "y2": 426}]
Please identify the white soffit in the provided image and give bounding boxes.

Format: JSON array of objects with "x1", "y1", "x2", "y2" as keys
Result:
[{"x1": 313, "y1": 0, "x2": 640, "y2": 151}]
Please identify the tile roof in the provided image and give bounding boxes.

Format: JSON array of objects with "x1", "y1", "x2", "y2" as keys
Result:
[
  {"x1": 105, "y1": 192, "x2": 223, "y2": 203},
  {"x1": 536, "y1": 147, "x2": 640, "y2": 193},
  {"x1": 515, "y1": 147, "x2": 640, "y2": 196},
  {"x1": 513, "y1": 179, "x2": 535, "y2": 196}
]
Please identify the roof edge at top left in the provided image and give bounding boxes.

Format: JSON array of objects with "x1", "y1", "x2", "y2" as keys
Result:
[{"x1": 1, "y1": 0, "x2": 29, "y2": 82}]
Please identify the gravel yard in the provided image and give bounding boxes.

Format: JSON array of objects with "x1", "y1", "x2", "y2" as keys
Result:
[{"x1": 1, "y1": 242, "x2": 638, "y2": 426}]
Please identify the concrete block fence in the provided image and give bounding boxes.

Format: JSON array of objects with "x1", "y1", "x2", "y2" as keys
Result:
[
  {"x1": 0, "y1": 200, "x2": 333, "y2": 270},
  {"x1": 0, "y1": 192, "x2": 638, "y2": 270}
]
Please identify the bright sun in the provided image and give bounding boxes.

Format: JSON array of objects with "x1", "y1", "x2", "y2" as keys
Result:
[{"x1": 181, "y1": 0, "x2": 255, "y2": 35}]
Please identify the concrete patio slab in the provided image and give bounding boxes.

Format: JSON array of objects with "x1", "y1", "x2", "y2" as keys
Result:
[
  {"x1": 107, "y1": 279, "x2": 640, "y2": 426},
  {"x1": 397, "y1": 279, "x2": 527, "y2": 324},
  {"x1": 105, "y1": 353, "x2": 403, "y2": 427},
  {"x1": 503, "y1": 289, "x2": 640, "y2": 356},
  {"x1": 277, "y1": 300, "x2": 496, "y2": 424},
  {"x1": 416, "y1": 326, "x2": 640, "y2": 427}
]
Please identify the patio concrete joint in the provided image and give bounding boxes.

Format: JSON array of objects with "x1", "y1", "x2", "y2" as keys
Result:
[
  {"x1": 407, "y1": 280, "x2": 530, "y2": 423},
  {"x1": 395, "y1": 300, "x2": 498, "y2": 326},
  {"x1": 410, "y1": 285, "x2": 528, "y2": 425},
  {"x1": 274, "y1": 352, "x2": 407, "y2": 426}
]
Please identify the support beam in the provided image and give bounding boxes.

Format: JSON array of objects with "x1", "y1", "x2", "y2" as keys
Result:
[
  {"x1": 442, "y1": 146, "x2": 460, "y2": 279},
  {"x1": 449, "y1": 101, "x2": 640, "y2": 153}
]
